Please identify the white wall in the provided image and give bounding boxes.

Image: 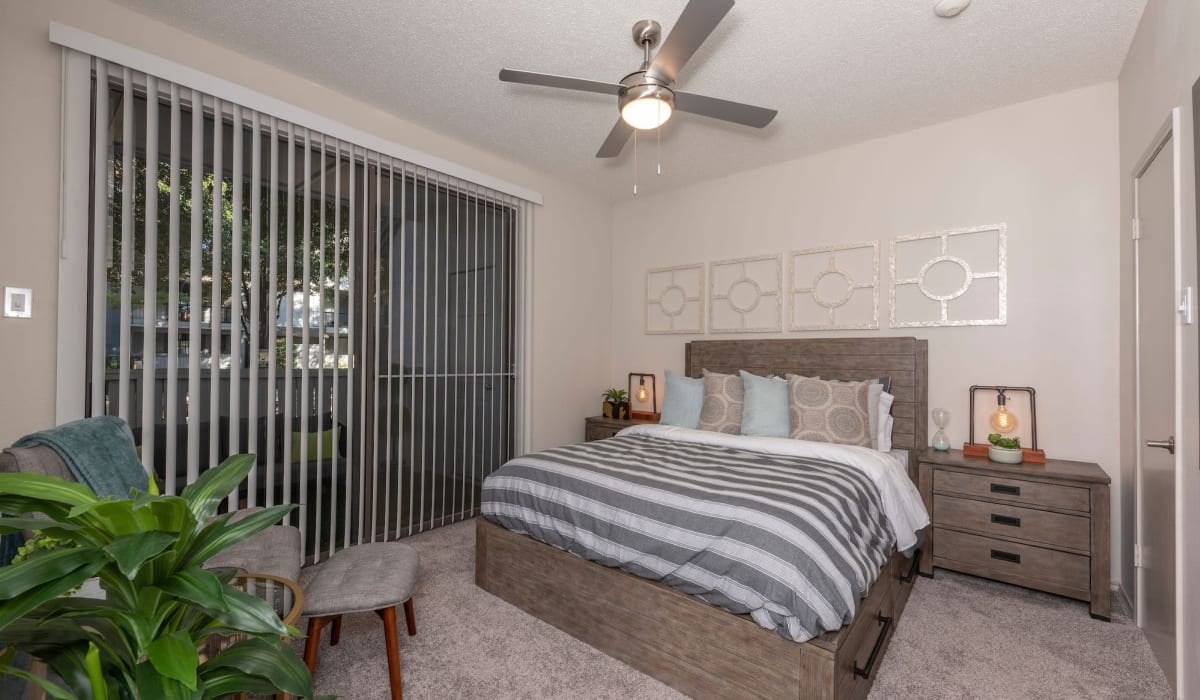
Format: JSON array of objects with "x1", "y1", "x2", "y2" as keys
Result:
[
  {"x1": 610, "y1": 83, "x2": 1124, "y2": 582},
  {"x1": 1118, "y1": 0, "x2": 1200, "y2": 695},
  {"x1": 0, "y1": 0, "x2": 611, "y2": 451}
]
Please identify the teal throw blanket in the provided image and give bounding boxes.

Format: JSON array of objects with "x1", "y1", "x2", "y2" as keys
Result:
[{"x1": 14, "y1": 416, "x2": 149, "y2": 498}]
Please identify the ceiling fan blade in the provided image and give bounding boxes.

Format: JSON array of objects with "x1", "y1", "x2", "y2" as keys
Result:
[
  {"x1": 647, "y1": 0, "x2": 735, "y2": 83},
  {"x1": 674, "y1": 91, "x2": 777, "y2": 128},
  {"x1": 499, "y1": 69, "x2": 620, "y2": 96},
  {"x1": 596, "y1": 119, "x2": 634, "y2": 158}
]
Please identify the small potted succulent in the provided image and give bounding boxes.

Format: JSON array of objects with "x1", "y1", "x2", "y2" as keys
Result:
[
  {"x1": 602, "y1": 388, "x2": 630, "y2": 420},
  {"x1": 987, "y1": 433, "x2": 1024, "y2": 464}
]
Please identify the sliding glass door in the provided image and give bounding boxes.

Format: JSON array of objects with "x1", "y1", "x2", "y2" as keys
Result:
[
  {"x1": 374, "y1": 175, "x2": 516, "y2": 537},
  {"x1": 85, "y1": 60, "x2": 520, "y2": 561}
]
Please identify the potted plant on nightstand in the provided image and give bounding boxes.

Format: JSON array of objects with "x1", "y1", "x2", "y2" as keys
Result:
[
  {"x1": 987, "y1": 433, "x2": 1024, "y2": 464},
  {"x1": 602, "y1": 388, "x2": 630, "y2": 420}
]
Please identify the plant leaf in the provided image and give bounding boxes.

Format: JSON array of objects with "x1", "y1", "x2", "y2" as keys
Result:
[
  {"x1": 0, "y1": 649, "x2": 76, "y2": 699},
  {"x1": 0, "y1": 472, "x2": 99, "y2": 507},
  {"x1": 199, "y1": 636, "x2": 313, "y2": 698},
  {"x1": 0, "y1": 518, "x2": 80, "y2": 534},
  {"x1": 40, "y1": 643, "x2": 100, "y2": 698},
  {"x1": 68, "y1": 499, "x2": 159, "y2": 536},
  {"x1": 147, "y1": 630, "x2": 199, "y2": 691},
  {"x1": 84, "y1": 641, "x2": 109, "y2": 700},
  {"x1": 148, "y1": 497, "x2": 196, "y2": 533},
  {"x1": 198, "y1": 672, "x2": 281, "y2": 700},
  {"x1": 0, "y1": 566, "x2": 106, "y2": 633},
  {"x1": 135, "y1": 658, "x2": 198, "y2": 700},
  {"x1": 180, "y1": 454, "x2": 256, "y2": 522},
  {"x1": 0, "y1": 495, "x2": 75, "y2": 522},
  {"x1": 0, "y1": 555, "x2": 107, "y2": 630},
  {"x1": 155, "y1": 567, "x2": 229, "y2": 614},
  {"x1": 0, "y1": 547, "x2": 104, "y2": 600},
  {"x1": 182, "y1": 504, "x2": 294, "y2": 569},
  {"x1": 102, "y1": 531, "x2": 177, "y2": 579},
  {"x1": 212, "y1": 585, "x2": 291, "y2": 637}
]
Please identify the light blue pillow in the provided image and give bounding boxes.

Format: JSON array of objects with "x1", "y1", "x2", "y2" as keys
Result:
[
  {"x1": 660, "y1": 370, "x2": 704, "y2": 429},
  {"x1": 739, "y1": 370, "x2": 790, "y2": 438}
]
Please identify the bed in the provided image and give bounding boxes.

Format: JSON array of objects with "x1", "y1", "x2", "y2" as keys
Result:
[{"x1": 475, "y1": 337, "x2": 929, "y2": 700}]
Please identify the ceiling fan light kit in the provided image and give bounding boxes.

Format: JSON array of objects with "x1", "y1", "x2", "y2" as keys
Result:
[
  {"x1": 620, "y1": 80, "x2": 674, "y2": 130},
  {"x1": 498, "y1": 0, "x2": 778, "y2": 162},
  {"x1": 621, "y1": 19, "x2": 674, "y2": 130}
]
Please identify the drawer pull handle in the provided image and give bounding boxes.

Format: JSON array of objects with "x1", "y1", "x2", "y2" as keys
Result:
[
  {"x1": 852, "y1": 613, "x2": 894, "y2": 680},
  {"x1": 990, "y1": 483, "x2": 1021, "y2": 496},
  {"x1": 990, "y1": 514, "x2": 1021, "y2": 527},
  {"x1": 990, "y1": 549, "x2": 1021, "y2": 564},
  {"x1": 900, "y1": 549, "x2": 921, "y2": 583}
]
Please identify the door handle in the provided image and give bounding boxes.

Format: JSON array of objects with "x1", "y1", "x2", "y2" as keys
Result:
[{"x1": 1146, "y1": 437, "x2": 1175, "y2": 455}]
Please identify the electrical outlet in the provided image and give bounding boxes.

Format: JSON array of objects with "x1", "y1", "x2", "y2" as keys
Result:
[{"x1": 3, "y1": 288, "x2": 32, "y2": 318}]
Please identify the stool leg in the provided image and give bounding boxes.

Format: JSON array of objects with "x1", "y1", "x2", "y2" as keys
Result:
[
  {"x1": 377, "y1": 607, "x2": 404, "y2": 700},
  {"x1": 303, "y1": 617, "x2": 326, "y2": 674},
  {"x1": 331, "y1": 615, "x2": 343, "y2": 646},
  {"x1": 403, "y1": 599, "x2": 416, "y2": 636}
]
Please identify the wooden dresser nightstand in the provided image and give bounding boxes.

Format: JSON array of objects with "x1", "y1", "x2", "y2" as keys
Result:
[
  {"x1": 584, "y1": 416, "x2": 656, "y2": 442},
  {"x1": 918, "y1": 448, "x2": 1111, "y2": 620}
]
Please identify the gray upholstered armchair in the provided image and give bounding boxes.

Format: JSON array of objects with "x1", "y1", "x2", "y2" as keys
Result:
[{"x1": 0, "y1": 444, "x2": 301, "y2": 582}]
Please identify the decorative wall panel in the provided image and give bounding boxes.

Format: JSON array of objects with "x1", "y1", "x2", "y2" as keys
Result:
[
  {"x1": 889, "y1": 224, "x2": 1007, "y2": 327},
  {"x1": 645, "y1": 263, "x2": 705, "y2": 334},
  {"x1": 788, "y1": 242, "x2": 879, "y2": 330},
  {"x1": 709, "y1": 254, "x2": 782, "y2": 333}
]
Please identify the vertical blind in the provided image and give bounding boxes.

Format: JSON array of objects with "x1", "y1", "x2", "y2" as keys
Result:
[{"x1": 85, "y1": 58, "x2": 529, "y2": 561}]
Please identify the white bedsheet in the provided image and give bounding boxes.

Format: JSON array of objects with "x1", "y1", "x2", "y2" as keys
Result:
[{"x1": 618, "y1": 424, "x2": 930, "y2": 551}]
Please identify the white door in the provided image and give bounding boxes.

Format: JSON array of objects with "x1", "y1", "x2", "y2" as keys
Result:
[{"x1": 1134, "y1": 113, "x2": 1182, "y2": 693}]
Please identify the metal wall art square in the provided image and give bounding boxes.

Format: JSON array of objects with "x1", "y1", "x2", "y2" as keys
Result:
[
  {"x1": 889, "y1": 224, "x2": 1007, "y2": 328},
  {"x1": 645, "y1": 263, "x2": 705, "y2": 334},
  {"x1": 709, "y1": 254, "x2": 783, "y2": 334},
  {"x1": 788, "y1": 242, "x2": 879, "y2": 331}
]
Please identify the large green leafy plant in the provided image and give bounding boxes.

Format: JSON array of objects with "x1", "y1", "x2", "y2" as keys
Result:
[{"x1": 0, "y1": 454, "x2": 317, "y2": 699}]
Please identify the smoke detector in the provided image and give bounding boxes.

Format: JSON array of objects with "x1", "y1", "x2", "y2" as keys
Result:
[{"x1": 934, "y1": 0, "x2": 971, "y2": 18}]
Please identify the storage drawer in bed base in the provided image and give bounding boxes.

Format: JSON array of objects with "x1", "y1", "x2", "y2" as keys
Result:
[{"x1": 476, "y1": 518, "x2": 920, "y2": 700}]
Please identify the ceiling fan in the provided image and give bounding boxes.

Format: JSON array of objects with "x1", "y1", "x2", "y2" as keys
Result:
[{"x1": 499, "y1": 0, "x2": 778, "y2": 158}]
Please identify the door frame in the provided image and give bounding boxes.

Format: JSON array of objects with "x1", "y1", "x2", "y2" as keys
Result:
[{"x1": 1132, "y1": 107, "x2": 1184, "y2": 680}]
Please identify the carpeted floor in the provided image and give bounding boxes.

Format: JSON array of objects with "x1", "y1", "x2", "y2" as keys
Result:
[{"x1": 297, "y1": 519, "x2": 1172, "y2": 700}]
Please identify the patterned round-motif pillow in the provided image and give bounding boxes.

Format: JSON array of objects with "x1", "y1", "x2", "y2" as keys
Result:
[
  {"x1": 697, "y1": 369, "x2": 744, "y2": 434},
  {"x1": 786, "y1": 375, "x2": 870, "y2": 446}
]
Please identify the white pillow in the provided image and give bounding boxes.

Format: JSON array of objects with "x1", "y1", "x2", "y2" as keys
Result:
[
  {"x1": 867, "y1": 382, "x2": 882, "y2": 449},
  {"x1": 877, "y1": 391, "x2": 896, "y2": 452}
]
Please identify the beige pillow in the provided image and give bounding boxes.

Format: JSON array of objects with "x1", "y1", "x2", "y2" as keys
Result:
[
  {"x1": 697, "y1": 369, "x2": 744, "y2": 434},
  {"x1": 786, "y1": 375, "x2": 872, "y2": 447}
]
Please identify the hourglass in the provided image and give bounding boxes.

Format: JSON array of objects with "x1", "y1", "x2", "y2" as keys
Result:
[{"x1": 931, "y1": 408, "x2": 951, "y2": 451}]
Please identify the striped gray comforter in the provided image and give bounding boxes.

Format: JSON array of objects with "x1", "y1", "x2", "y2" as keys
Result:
[{"x1": 480, "y1": 434, "x2": 896, "y2": 642}]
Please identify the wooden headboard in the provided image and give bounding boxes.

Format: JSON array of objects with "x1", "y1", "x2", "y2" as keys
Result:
[{"x1": 684, "y1": 338, "x2": 929, "y2": 476}]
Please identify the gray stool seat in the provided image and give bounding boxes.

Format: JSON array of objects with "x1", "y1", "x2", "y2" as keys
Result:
[
  {"x1": 304, "y1": 542, "x2": 419, "y2": 616},
  {"x1": 302, "y1": 541, "x2": 420, "y2": 700}
]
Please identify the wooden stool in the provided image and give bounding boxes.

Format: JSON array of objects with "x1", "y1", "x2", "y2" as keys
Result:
[{"x1": 302, "y1": 542, "x2": 419, "y2": 700}]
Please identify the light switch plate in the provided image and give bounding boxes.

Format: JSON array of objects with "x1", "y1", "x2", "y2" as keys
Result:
[{"x1": 4, "y1": 288, "x2": 32, "y2": 318}]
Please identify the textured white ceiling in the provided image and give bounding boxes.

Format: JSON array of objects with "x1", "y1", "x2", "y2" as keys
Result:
[{"x1": 111, "y1": 0, "x2": 1146, "y2": 200}]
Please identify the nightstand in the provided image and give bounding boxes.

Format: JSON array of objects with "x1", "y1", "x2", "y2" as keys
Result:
[
  {"x1": 918, "y1": 448, "x2": 1111, "y2": 620},
  {"x1": 584, "y1": 416, "x2": 655, "y2": 442}
]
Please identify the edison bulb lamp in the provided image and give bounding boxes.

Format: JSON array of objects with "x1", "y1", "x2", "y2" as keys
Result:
[
  {"x1": 636, "y1": 379, "x2": 649, "y2": 403},
  {"x1": 989, "y1": 392, "x2": 1018, "y2": 435}
]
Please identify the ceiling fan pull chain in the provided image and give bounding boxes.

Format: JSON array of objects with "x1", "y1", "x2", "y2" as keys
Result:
[
  {"x1": 657, "y1": 103, "x2": 662, "y2": 176},
  {"x1": 633, "y1": 128, "x2": 638, "y2": 195}
]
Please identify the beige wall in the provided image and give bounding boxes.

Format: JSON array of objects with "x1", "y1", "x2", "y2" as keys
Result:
[
  {"x1": 1118, "y1": 0, "x2": 1200, "y2": 694},
  {"x1": 0, "y1": 0, "x2": 612, "y2": 452},
  {"x1": 610, "y1": 84, "x2": 1124, "y2": 581}
]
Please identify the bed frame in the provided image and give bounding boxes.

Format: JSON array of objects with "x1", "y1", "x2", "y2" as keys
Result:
[{"x1": 476, "y1": 337, "x2": 929, "y2": 700}]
